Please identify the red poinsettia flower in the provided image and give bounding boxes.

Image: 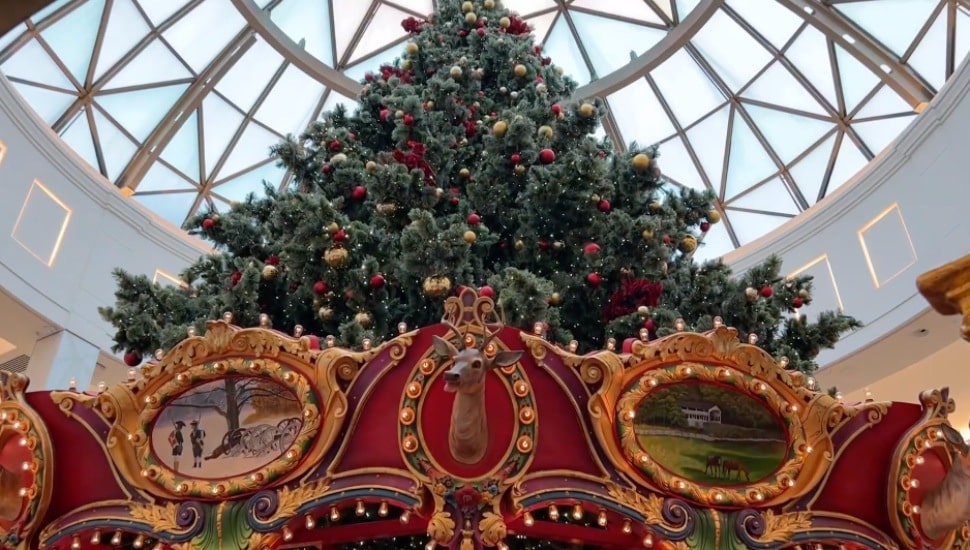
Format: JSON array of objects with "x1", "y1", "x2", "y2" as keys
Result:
[
  {"x1": 601, "y1": 278, "x2": 663, "y2": 322},
  {"x1": 454, "y1": 485, "x2": 482, "y2": 508}
]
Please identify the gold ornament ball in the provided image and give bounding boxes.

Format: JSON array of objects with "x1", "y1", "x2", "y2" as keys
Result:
[
  {"x1": 515, "y1": 239, "x2": 525, "y2": 250},
  {"x1": 799, "y1": 289, "x2": 811, "y2": 299},
  {"x1": 406, "y1": 42, "x2": 419, "y2": 55},
  {"x1": 324, "y1": 247, "x2": 349, "y2": 268},
  {"x1": 484, "y1": 0, "x2": 495, "y2": 8},
  {"x1": 464, "y1": 230, "x2": 477, "y2": 244},
  {"x1": 492, "y1": 120, "x2": 508, "y2": 137},
  {"x1": 376, "y1": 202, "x2": 397, "y2": 214},
  {"x1": 423, "y1": 276, "x2": 452, "y2": 297},
  {"x1": 395, "y1": 109, "x2": 404, "y2": 119},
  {"x1": 537, "y1": 125, "x2": 554, "y2": 139},
  {"x1": 355, "y1": 311, "x2": 373, "y2": 328},
  {"x1": 262, "y1": 265, "x2": 279, "y2": 280},
  {"x1": 637, "y1": 305, "x2": 650, "y2": 316},
  {"x1": 499, "y1": 16, "x2": 511, "y2": 28},
  {"x1": 425, "y1": 100, "x2": 435, "y2": 110},
  {"x1": 707, "y1": 209, "x2": 722, "y2": 224},
  {"x1": 462, "y1": 1, "x2": 474, "y2": 13},
  {"x1": 632, "y1": 153, "x2": 652, "y2": 172},
  {"x1": 514, "y1": 164, "x2": 526, "y2": 175},
  {"x1": 365, "y1": 160, "x2": 378, "y2": 172},
  {"x1": 641, "y1": 229, "x2": 654, "y2": 240},
  {"x1": 326, "y1": 222, "x2": 340, "y2": 235},
  {"x1": 459, "y1": 167, "x2": 471, "y2": 178},
  {"x1": 318, "y1": 307, "x2": 334, "y2": 321},
  {"x1": 401, "y1": 59, "x2": 412, "y2": 70},
  {"x1": 578, "y1": 103, "x2": 596, "y2": 118},
  {"x1": 745, "y1": 287, "x2": 758, "y2": 301},
  {"x1": 465, "y1": 12, "x2": 478, "y2": 24},
  {"x1": 649, "y1": 200, "x2": 662, "y2": 212},
  {"x1": 548, "y1": 292, "x2": 561, "y2": 306},
  {"x1": 679, "y1": 235, "x2": 698, "y2": 253},
  {"x1": 331, "y1": 153, "x2": 347, "y2": 164},
  {"x1": 513, "y1": 64, "x2": 527, "y2": 77},
  {"x1": 450, "y1": 66, "x2": 463, "y2": 79},
  {"x1": 435, "y1": 187, "x2": 445, "y2": 198}
]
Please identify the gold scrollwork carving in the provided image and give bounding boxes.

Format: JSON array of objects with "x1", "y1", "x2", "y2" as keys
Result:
[{"x1": 427, "y1": 510, "x2": 456, "y2": 546}]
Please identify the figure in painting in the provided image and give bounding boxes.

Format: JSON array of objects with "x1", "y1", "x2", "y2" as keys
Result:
[
  {"x1": 168, "y1": 420, "x2": 185, "y2": 472},
  {"x1": 189, "y1": 419, "x2": 205, "y2": 468}
]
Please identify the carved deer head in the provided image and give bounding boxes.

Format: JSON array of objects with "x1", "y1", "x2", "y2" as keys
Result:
[
  {"x1": 920, "y1": 421, "x2": 970, "y2": 540},
  {"x1": 432, "y1": 319, "x2": 523, "y2": 394}
]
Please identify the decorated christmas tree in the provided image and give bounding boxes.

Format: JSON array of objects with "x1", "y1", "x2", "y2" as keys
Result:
[{"x1": 100, "y1": 0, "x2": 859, "y2": 377}]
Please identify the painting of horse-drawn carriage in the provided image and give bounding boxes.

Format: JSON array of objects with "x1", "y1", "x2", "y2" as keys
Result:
[
  {"x1": 149, "y1": 376, "x2": 303, "y2": 478},
  {"x1": 633, "y1": 381, "x2": 788, "y2": 485}
]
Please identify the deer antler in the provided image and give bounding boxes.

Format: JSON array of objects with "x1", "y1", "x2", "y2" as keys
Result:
[
  {"x1": 440, "y1": 316, "x2": 465, "y2": 343},
  {"x1": 482, "y1": 304, "x2": 506, "y2": 348}
]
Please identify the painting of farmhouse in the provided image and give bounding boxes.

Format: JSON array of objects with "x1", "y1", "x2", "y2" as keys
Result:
[
  {"x1": 150, "y1": 376, "x2": 304, "y2": 479},
  {"x1": 633, "y1": 382, "x2": 788, "y2": 485}
]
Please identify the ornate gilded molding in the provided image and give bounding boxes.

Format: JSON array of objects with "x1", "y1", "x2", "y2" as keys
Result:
[
  {"x1": 0, "y1": 372, "x2": 54, "y2": 550},
  {"x1": 917, "y1": 255, "x2": 970, "y2": 341}
]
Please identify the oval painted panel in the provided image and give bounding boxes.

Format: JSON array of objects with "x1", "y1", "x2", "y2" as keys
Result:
[
  {"x1": 634, "y1": 382, "x2": 788, "y2": 486},
  {"x1": 150, "y1": 376, "x2": 303, "y2": 480}
]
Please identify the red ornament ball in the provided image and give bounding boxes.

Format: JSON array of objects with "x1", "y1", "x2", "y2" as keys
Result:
[
  {"x1": 329, "y1": 140, "x2": 342, "y2": 151},
  {"x1": 539, "y1": 148, "x2": 555, "y2": 164},
  {"x1": 450, "y1": 197, "x2": 460, "y2": 206},
  {"x1": 306, "y1": 335, "x2": 321, "y2": 350},
  {"x1": 123, "y1": 351, "x2": 141, "y2": 367},
  {"x1": 322, "y1": 164, "x2": 332, "y2": 174},
  {"x1": 403, "y1": 114, "x2": 415, "y2": 126},
  {"x1": 379, "y1": 108, "x2": 390, "y2": 121},
  {"x1": 351, "y1": 185, "x2": 367, "y2": 201},
  {"x1": 313, "y1": 281, "x2": 329, "y2": 294},
  {"x1": 663, "y1": 235, "x2": 672, "y2": 245},
  {"x1": 510, "y1": 153, "x2": 521, "y2": 164},
  {"x1": 583, "y1": 242, "x2": 601, "y2": 256},
  {"x1": 477, "y1": 27, "x2": 485, "y2": 36},
  {"x1": 202, "y1": 218, "x2": 215, "y2": 230},
  {"x1": 479, "y1": 285, "x2": 495, "y2": 298},
  {"x1": 586, "y1": 272, "x2": 602, "y2": 286},
  {"x1": 792, "y1": 297, "x2": 804, "y2": 308},
  {"x1": 551, "y1": 104, "x2": 562, "y2": 115},
  {"x1": 598, "y1": 199, "x2": 611, "y2": 213},
  {"x1": 333, "y1": 229, "x2": 347, "y2": 242},
  {"x1": 643, "y1": 318, "x2": 657, "y2": 332},
  {"x1": 760, "y1": 286, "x2": 773, "y2": 298},
  {"x1": 700, "y1": 222, "x2": 711, "y2": 232},
  {"x1": 370, "y1": 274, "x2": 386, "y2": 288},
  {"x1": 467, "y1": 213, "x2": 481, "y2": 225}
]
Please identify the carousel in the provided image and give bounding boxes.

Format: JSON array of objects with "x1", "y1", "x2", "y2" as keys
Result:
[{"x1": 3, "y1": 257, "x2": 970, "y2": 550}]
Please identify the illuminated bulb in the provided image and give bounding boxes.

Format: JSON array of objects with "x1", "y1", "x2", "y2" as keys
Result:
[
  {"x1": 154, "y1": 348, "x2": 164, "y2": 360},
  {"x1": 68, "y1": 378, "x2": 77, "y2": 390},
  {"x1": 187, "y1": 326, "x2": 197, "y2": 337},
  {"x1": 259, "y1": 313, "x2": 271, "y2": 327},
  {"x1": 222, "y1": 312, "x2": 233, "y2": 323},
  {"x1": 807, "y1": 376, "x2": 817, "y2": 390},
  {"x1": 568, "y1": 340, "x2": 578, "y2": 352},
  {"x1": 400, "y1": 510, "x2": 411, "y2": 524},
  {"x1": 534, "y1": 322, "x2": 544, "y2": 335},
  {"x1": 548, "y1": 505, "x2": 559, "y2": 520},
  {"x1": 72, "y1": 537, "x2": 81, "y2": 549},
  {"x1": 778, "y1": 356, "x2": 789, "y2": 368},
  {"x1": 864, "y1": 388, "x2": 873, "y2": 399},
  {"x1": 97, "y1": 382, "x2": 107, "y2": 394},
  {"x1": 18, "y1": 487, "x2": 26, "y2": 497},
  {"x1": 523, "y1": 512, "x2": 534, "y2": 527},
  {"x1": 127, "y1": 368, "x2": 137, "y2": 381},
  {"x1": 674, "y1": 318, "x2": 685, "y2": 331},
  {"x1": 356, "y1": 500, "x2": 366, "y2": 516},
  {"x1": 306, "y1": 514, "x2": 315, "y2": 529},
  {"x1": 606, "y1": 338, "x2": 616, "y2": 351},
  {"x1": 643, "y1": 533, "x2": 654, "y2": 547},
  {"x1": 913, "y1": 505, "x2": 921, "y2": 514},
  {"x1": 326, "y1": 335, "x2": 336, "y2": 348},
  {"x1": 639, "y1": 328, "x2": 649, "y2": 341},
  {"x1": 835, "y1": 391, "x2": 843, "y2": 400},
  {"x1": 362, "y1": 339, "x2": 372, "y2": 351},
  {"x1": 748, "y1": 333, "x2": 758, "y2": 345},
  {"x1": 713, "y1": 316, "x2": 723, "y2": 328},
  {"x1": 684, "y1": 367, "x2": 692, "y2": 375},
  {"x1": 916, "y1": 456, "x2": 925, "y2": 465},
  {"x1": 624, "y1": 410, "x2": 635, "y2": 421},
  {"x1": 426, "y1": 542, "x2": 436, "y2": 550},
  {"x1": 597, "y1": 510, "x2": 608, "y2": 526},
  {"x1": 398, "y1": 322, "x2": 408, "y2": 334},
  {"x1": 330, "y1": 507, "x2": 340, "y2": 521},
  {"x1": 622, "y1": 520, "x2": 632, "y2": 534},
  {"x1": 91, "y1": 531, "x2": 101, "y2": 544},
  {"x1": 18, "y1": 437, "x2": 27, "y2": 447},
  {"x1": 293, "y1": 324, "x2": 304, "y2": 337},
  {"x1": 21, "y1": 461, "x2": 29, "y2": 471},
  {"x1": 378, "y1": 501, "x2": 389, "y2": 517},
  {"x1": 572, "y1": 504, "x2": 583, "y2": 520},
  {"x1": 282, "y1": 527, "x2": 293, "y2": 541},
  {"x1": 111, "y1": 531, "x2": 122, "y2": 545},
  {"x1": 133, "y1": 535, "x2": 145, "y2": 548},
  {"x1": 498, "y1": 543, "x2": 509, "y2": 550},
  {"x1": 805, "y1": 445, "x2": 812, "y2": 453},
  {"x1": 910, "y1": 479, "x2": 920, "y2": 488}
]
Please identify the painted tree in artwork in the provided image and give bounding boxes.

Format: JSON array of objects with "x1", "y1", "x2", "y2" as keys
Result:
[{"x1": 171, "y1": 377, "x2": 298, "y2": 433}]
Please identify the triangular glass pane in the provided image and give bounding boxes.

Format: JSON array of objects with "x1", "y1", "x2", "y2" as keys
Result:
[
  {"x1": 90, "y1": 107, "x2": 137, "y2": 180},
  {"x1": 60, "y1": 108, "x2": 100, "y2": 171},
  {"x1": 94, "y1": 0, "x2": 151, "y2": 81},
  {"x1": 11, "y1": 82, "x2": 76, "y2": 124},
  {"x1": 835, "y1": 45, "x2": 880, "y2": 114},
  {"x1": 852, "y1": 115, "x2": 915, "y2": 156},
  {"x1": 744, "y1": 104, "x2": 834, "y2": 164},
  {"x1": 571, "y1": 0, "x2": 664, "y2": 25},
  {"x1": 785, "y1": 28, "x2": 839, "y2": 109},
  {"x1": 160, "y1": 110, "x2": 201, "y2": 181},
  {"x1": 691, "y1": 10, "x2": 772, "y2": 91},
  {"x1": 725, "y1": 111, "x2": 778, "y2": 198},
  {"x1": 956, "y1": 9, "x2": 970, "y2": 71},
  {"x1": 543, "y1": 18, "x2": 591, "y2": 84},
  {"x1": 332, "y1": 0, "x2": 371, "y2": 63},
  {"x1": 726, "y1": 211, "x2": 789, "y2": 246},
  {"x1": 654, "y1": 0, "x2": 674, "y2": 20},
  {"x1": 0, "y1": 23, "x2": 27, "y2": 52},
  {"x1": 133, "y1": 191, "x2": 197, "y2": 228},
  {"x1": 254, "y1": 65, "x2": 324, "y2": 135},
  {"x1": 40, "y1": 0, "x2": 105, "y2": 84},
  {"x1": 826, "y1": 135, "x2": 869, "y2": 196},
  {"x1": 138, "y1": 0, "x2": 193, "y2": 27},
  {"x1": 269, "y1": 0, "x2": 333, "y2": 65},
  {"x1": 676, "y1": 0, "x2": 702, "y2": 19},
  {"x1": 322, "y1": 90, "x2": 356, "y2": 115},
  {"x1": 104, "y1": 38, "x2": 191, "y2": 89},
  {"x1": 343, "y1": 48, "x2": 398, "y2": 81},
  {"x1": 692, "y1": 220, "x2": 734, "y2": 263},
  {"x1": 656, "y1": 136, "x2": 706, "y2": 191},
  {"x1": 906, "y1": 8, "x2": 947, "y2": 91},
  {"x1": 726, "y1": 0, "x2": 803, "y2": 50},
  {"x1": 2, "y1": 38, "x2": 75, "y2": 90},
  {"x1": 836, "y1": 0, "x2": 937, "y2": 57},
  {"x1": 570, "y1": 12, "x2": 667, "y2": 76},
  {"x1": 684, "y1": 105, "x2": 730, "y2": 191},
  {"x1": 728, "y1": 177, "x2": 799, "y2": 215},
  {"x1": 503, "y1": 0, "x2": 558, "y2": 16},
  {"x1": 854, "y1": 83, "x2": 916, "y2": 119},
  {"x1": 137, "y1": 160, "x2": 197, "y2": 193},
  {"x1": 348, "y1": 4, "x2": 411, "y2": 66},
  {"x1": 201, "y1": 94, "x2": 245, "y2": 177},
  {"x1": 607, "y1": 79, "x2": 675, "y2": 146},
  {"x1": 215, "y1": 38, "x2": 285, "y2": 113},
  {"x1": 652, "y1": 49, "x2": 726, "y2": 126},
  {"x1": 211, "y1": 160, "x2": 287, "y2": 203},
  {"x1": 216, "y1": 123, "x2": 280, "y2": 179},
  {"x1": 526, "y1": 11, "x2": 559, "y2": 43},
  {"x1": 96, "y1": 83, "x2": 188, "y2": 142},
  {"x1": 163, "y1": 0, "x2": 246, "y2": 73},
  {"x1": 788, "y1": 133, "x2": 837, "y2": 205},
  {"x1": 742, "y1": 61, "x2": 828, "y2": 116}
]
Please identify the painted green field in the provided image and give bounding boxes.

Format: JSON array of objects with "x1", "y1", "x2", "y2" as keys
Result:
[{"x1": 637, "y1": 433, "x2": 787, "y2": 485}]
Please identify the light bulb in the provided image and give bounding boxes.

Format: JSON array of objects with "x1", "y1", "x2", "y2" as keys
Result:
[
  {"x1": 597, "y1": 510, "x2": 607, "y2": 526},
  {"x1": 71, "y1": 537, "x2": 81, "y2": 549},
  {"x1": 398, "y1": 322, "x2": 408, "y2": 334},
  {"x1": 306, "y1": 514, "x2": 315, "y2": 529},
  {"x1": 133, "y1": 535, "x2": 145, "y2": 548},
  {"x1": 571, "y1": 504, "x2": 583, "y2": 520},
  {"x1": 356, "y1": 500, "x2": 366, "y2": 516},
  {"x1": 622, "y1": 520, "x2": 632, "y2": 534},
  {"x1": 400, "y1": 510, "x2": 411, "y2": 524},
  {"x1": 568, "y1": 340, "x2": 578, "y2": 352},
  {"x1": 643, "y1": 533, "x2": 654, "y2": 547},
  {"x1": 330, "y1": 507, "x2": 340, "y2": 521},
  {"x1": 378, "y1": 501, "x2": 389, "y2": 517},
  {"x1": 523, "y1": 512, "x2": 534, "y2": 527},
  {"x1": 91, "y1": 531, "x2": 101, "y2": 544},
  {"x1": 548, "y1": 505, "x2": 559, "y2": 520},
  {"x1": 111, "y1": 531, "x2": 122, "y2": 545},
  {"x1": 282, "y1": 527, "x2": 293, "y2": 541}
]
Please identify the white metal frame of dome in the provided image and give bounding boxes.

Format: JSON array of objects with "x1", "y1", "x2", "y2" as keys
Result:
[{"x1": 0, "y1": 0, "x2": 966, "y2": 258}]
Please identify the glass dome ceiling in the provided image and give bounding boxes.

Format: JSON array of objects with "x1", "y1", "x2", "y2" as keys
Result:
[{"x1": 0, "y1": 0, "x2": 966, "y2": 261}]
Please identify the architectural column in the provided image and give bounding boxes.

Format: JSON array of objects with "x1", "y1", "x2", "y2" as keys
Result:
[{"x1": 25, "y1": 330, "x2": 100, "y2": 391}]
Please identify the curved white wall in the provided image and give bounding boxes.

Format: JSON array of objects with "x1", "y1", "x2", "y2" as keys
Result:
[{"x1": 0, "y1": 56, "x2": 968, "y2": 370}]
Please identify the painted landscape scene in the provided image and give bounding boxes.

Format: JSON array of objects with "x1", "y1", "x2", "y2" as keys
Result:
[
  {"x1": 150, "y1": 376, "x2": 303, "y2": 479},
  {"x1": 633, "y1": 382, "x2": 788, "y2": 486}
]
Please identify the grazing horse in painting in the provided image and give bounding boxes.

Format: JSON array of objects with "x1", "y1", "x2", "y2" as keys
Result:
[
  {"x1": 705, "y1": 454, "x2": 723, "y2": 476},
  {"x1": 722, "y1": 459, "x2": 750, "y2": 482}
]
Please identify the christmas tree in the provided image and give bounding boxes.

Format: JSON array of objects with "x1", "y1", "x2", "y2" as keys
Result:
[{"x1": 99, "y1": 0, "x2": 860, "y2": 377}]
